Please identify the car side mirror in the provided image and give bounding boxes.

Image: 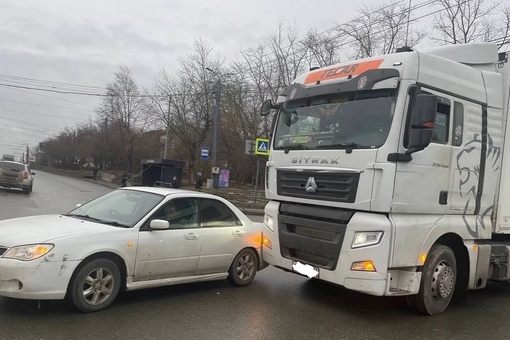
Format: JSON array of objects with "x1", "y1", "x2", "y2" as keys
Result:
[
  {"x1": 406, "y1": 94, "x2": 437, "y2": 154},
  {"x1": 31, "y1": 172, "x2": 36, "y2": 175},
  {"x1": 150, "y1": 219, "x2": 170, "y2": 230}
]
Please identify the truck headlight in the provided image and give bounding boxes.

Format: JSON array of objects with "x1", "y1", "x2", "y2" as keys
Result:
[
  {"x1": 3, "y1": 244, "x2": 54, "y2": 261},
  {"x1": 264, "y1": 215, "x2": 274, "y2": 232},
  {"x1": 352, "y1": 232, "x2": 383, "y2": 249}
]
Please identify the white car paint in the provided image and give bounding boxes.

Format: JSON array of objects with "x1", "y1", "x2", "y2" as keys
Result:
[{"x1": 0, "y1": 187, "x2": 266, "y2": 306}]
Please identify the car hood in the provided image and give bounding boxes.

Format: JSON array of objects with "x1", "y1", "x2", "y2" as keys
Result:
[{"x1": 0, "y1": 215, "x2": 119, "y2": 247}]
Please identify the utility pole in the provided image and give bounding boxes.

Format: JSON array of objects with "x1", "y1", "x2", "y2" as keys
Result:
[
  {"x1": 212, "y1": 78, "x2": 221, "y2": 170},
  {"x1": 164, "y1": 94, "x2": 171, "y2": 159},
  {"x1": 206, "y1": 67, "x2": 222, "y2": 189},
  {"x1": 103, "y1": 117, "x2": 108, "y2": 170}
]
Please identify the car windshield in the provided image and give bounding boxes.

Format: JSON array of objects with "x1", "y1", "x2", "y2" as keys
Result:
[
  {"x1": 274, "y1": 89, "x2": 397, "y2": 151},
  {"x1": 66, "y1": 189, "x2": 164, "y2": 228}
]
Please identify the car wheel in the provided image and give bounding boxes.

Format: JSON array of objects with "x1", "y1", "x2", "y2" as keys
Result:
[
  {"x1": 22, "y1": 186, "x2": 30, "y2": 194},
  {"x1": 29, "y1": 184, "x2": 33, "y2": 193},
  {"x1": 406, "y1": 244, "x2": 456, "y2": 315},
  {"x1": 227, "y1": 248, "x2": 258, "y2": 287},
  {"x1": 68, "y1": 258, "x2": 121, "y2": 313}
]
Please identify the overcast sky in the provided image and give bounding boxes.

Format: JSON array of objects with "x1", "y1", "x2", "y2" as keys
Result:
[{"x1": 0, "y1": 0, "x2": 436, "y2": 160}]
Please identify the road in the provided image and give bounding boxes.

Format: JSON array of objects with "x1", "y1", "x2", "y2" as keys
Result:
[{"x1": 1, "y1": 171, "x2": 510, "y2": 339}]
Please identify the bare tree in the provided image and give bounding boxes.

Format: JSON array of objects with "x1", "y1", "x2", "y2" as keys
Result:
[
  {"x1": 335, "y1": 1, "x2": 426, "y2": 59},
  {"x1": 301, "y1": 28, "x2": 343, "y2": 68},
  {"x1": 432, "y1": 0, "x2": 500, "y2": 45},
  {"x1": 479, "y1": 5, "x2": 510, "y2": 49},
  {"x1": 96, "y1": 66, "x2": 146, "y2": 172},
  {"x1": 148, "y1": 39, "x2": 223, "y2": 183}
]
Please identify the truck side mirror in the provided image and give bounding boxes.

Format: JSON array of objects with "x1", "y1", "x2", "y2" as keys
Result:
[
  {"x1": 406, "y1": 94, "x2": 437, "y2": 154},
  {"x1": 261, "y1": 100, "x2": 273, "y2": 116}
]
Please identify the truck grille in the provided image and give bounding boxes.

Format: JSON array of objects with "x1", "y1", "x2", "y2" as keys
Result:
[
  {"x1": 278, "y1": 202, "x2": 354, "y2": 270},
  {"x1": 277, "y1": 170, "x2": 359, "y2": 203}
]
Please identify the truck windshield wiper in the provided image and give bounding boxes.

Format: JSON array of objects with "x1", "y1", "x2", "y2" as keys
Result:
[
  {"x1": 317, "y1": 142, "x2": 365, "y2": 152},
  {"x1": 274, "y1": 144, "x2": 308, "y2": 151}
]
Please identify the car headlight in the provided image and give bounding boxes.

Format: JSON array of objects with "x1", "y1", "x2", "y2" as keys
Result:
[
  {"x1": 352, "y1": 232, "x2": 383, "y2": 249},
  {"x1": 264, "y1": 215, "x2": 274, "y2": 232},
  {"x1": 3, "y1": 244, "x2": 54, "y2": 261}
]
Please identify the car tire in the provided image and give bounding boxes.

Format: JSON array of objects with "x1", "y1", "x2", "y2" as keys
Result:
[
  {"x1": 406, "y1": 244, "x2": 456, "y2": 315},
  {"x1": 22, "y1": 186, "x2": 30, "y2": 194},
  {"x1": 68, "y1": 258, "x2": 121, "y2": 313},
  {"x1": 227, "y1": 248, "x2": 258, "y2": 287}
]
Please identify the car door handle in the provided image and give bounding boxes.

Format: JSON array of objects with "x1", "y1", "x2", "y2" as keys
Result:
[
  {"x1": 185, "y1": 233, "x2": 198, "y2": 240},
  {"x1": 232, "y1": 230, "x2": 243, "y2": 237}
]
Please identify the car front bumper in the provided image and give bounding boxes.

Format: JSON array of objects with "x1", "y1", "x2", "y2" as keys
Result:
[{"x1": 0, "y1": 257, "x2": 78, "y2": 300}]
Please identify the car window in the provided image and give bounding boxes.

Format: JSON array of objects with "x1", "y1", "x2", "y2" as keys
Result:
[
  {"x1": 199, "y1": 198, "x2": 241, "y2": 228},
  {"x1": 151, "y1": 198, "x2": 199, "y2": 229},
  {"x1": 0, "y1": 162, "x2": 25, "y2": 172}
]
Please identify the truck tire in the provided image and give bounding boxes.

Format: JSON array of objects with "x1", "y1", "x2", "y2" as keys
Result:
[{"x1": 407, "y1": 244, "x2": 457, "y2": 315}]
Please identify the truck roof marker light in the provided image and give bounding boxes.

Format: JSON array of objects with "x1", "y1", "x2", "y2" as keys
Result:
[{"x1": 351, "y1": 261, "x2": 376, "y2": 272}]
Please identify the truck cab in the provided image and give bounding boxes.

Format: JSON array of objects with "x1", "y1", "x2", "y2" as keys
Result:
[{"x1": 261, "y1": 43, "x2": 510, "y2": 315}]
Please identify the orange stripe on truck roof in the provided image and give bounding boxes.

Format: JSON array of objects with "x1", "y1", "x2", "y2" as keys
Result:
[{"x1": 304, "y1": 59, "x2": 385, "y2": 84}]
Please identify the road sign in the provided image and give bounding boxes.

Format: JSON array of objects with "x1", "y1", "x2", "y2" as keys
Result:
[
  {"x1": 245, "y1": 139, "x2": 255, "y2": 155},
  {"x1": 255, "y1": 138, "x2": 270, "y2": 156},
  {"x1": 201, "y1": 147, "x2": 209, "y2": 160}
]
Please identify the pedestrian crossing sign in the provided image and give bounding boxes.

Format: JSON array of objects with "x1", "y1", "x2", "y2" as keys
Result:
[{"x1": 255, "y1": 138, "x2": 270, "y2": 155}]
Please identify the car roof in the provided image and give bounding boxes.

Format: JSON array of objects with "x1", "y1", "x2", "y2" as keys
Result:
[
  {"x1": 0, "y1": 160, "x2": 27, "y2": 166},
  {"x1": 120, "y1": 186, "x2": 220, "y2": 199}
]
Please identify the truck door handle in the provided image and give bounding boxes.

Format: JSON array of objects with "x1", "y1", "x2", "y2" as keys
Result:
[
  {"x1": 439, "y1": 190, "x2": 448, "y2": 205},
  {"x1": 185, "y1": 233, "x2": 198, "y2": 240},
  {"x1": 232, "y1": 230, "x2": 243, "y2": 237}
]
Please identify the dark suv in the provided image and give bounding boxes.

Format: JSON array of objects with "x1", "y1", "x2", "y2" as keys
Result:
[{"x1": 0, "y1": 161, "x2": 35, "y2": 194}]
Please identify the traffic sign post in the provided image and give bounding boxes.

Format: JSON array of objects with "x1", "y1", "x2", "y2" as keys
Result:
[{"x1": 201, "y1": 147, "x2": 209, "y2": 160}]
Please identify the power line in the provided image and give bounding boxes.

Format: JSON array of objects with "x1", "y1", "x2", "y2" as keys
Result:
[
  {"x1": 0, "y1": 108, "x2": 91, "y2": 121},
  {"x1": 0, "y1": 99, "x2": 95, "y2": 112},
  {"x1": 0, "y1": 73, "x2": 106, "y2": 91},
  {"x1": 0, "y1": 84, "x2": 98, "y2": 108}
]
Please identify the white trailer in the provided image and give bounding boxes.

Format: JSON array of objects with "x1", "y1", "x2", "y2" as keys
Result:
[{"x1": 260, "y1": 43, "x2": 510, "y2": 315}]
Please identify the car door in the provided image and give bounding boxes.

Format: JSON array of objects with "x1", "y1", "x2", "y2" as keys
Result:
[
  {"x1": 196, "y1": 198, "x2": 245, "y2": 275},
  {"x1": 134, "y1": 197, "x2": 201, "y2": 281}
]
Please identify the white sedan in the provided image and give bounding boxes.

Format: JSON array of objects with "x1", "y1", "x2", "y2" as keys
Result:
[{"x1": 0, "y1": 187, "x2": 267, "y2": 312}]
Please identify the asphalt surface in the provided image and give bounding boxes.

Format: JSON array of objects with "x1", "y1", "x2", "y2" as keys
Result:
[{"x1": 1, "y1": 171, "x2": 510, "y2": 339}]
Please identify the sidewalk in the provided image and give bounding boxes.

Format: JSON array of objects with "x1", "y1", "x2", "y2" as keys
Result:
[{"x1": 85, "y1": 177, "x2": 265, "y2": 216}]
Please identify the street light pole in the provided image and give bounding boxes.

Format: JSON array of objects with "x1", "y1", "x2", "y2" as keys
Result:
[{"x1": 206, "y1": 67, "x2": 222, "y2": 188}]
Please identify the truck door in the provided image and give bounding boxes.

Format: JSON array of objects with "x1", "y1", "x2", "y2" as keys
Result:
[{"x1": 392, "y1": 90, "x2": 453, "y2": 215}]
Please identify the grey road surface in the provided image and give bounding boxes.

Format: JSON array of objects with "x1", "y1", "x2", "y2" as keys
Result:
[{"x1": 1, "y1": 171, "x2": 510, "y2": 340}]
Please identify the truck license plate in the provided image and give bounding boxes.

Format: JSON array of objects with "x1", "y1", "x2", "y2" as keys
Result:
[{"x1": 292, "y1": 261, "x2": 319, "y2": 278}]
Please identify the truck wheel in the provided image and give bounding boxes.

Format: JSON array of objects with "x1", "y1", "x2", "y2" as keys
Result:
[
  {"x1": 407, "y1": 244, "x2": 456, "y2": 315},
  {"x1": 227, "y1": 248, "x2": 258, "y2": 287},
  {"x1": 68, "y1": 258, "x2": 121, "y2": 313}
]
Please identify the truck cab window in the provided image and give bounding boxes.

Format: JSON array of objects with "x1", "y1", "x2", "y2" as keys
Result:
[{"x1": 431, "y1": 98, "x2": 451, "y2": 144}]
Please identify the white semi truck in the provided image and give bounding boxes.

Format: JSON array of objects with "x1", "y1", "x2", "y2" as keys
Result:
[{"x1": 260, "y1": 43, "x2": 510, "y2": 315}]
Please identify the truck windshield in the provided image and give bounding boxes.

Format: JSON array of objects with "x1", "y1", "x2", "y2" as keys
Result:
[{"x1": 274, "y1": 89, "x2": 397, "y2": 151}]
